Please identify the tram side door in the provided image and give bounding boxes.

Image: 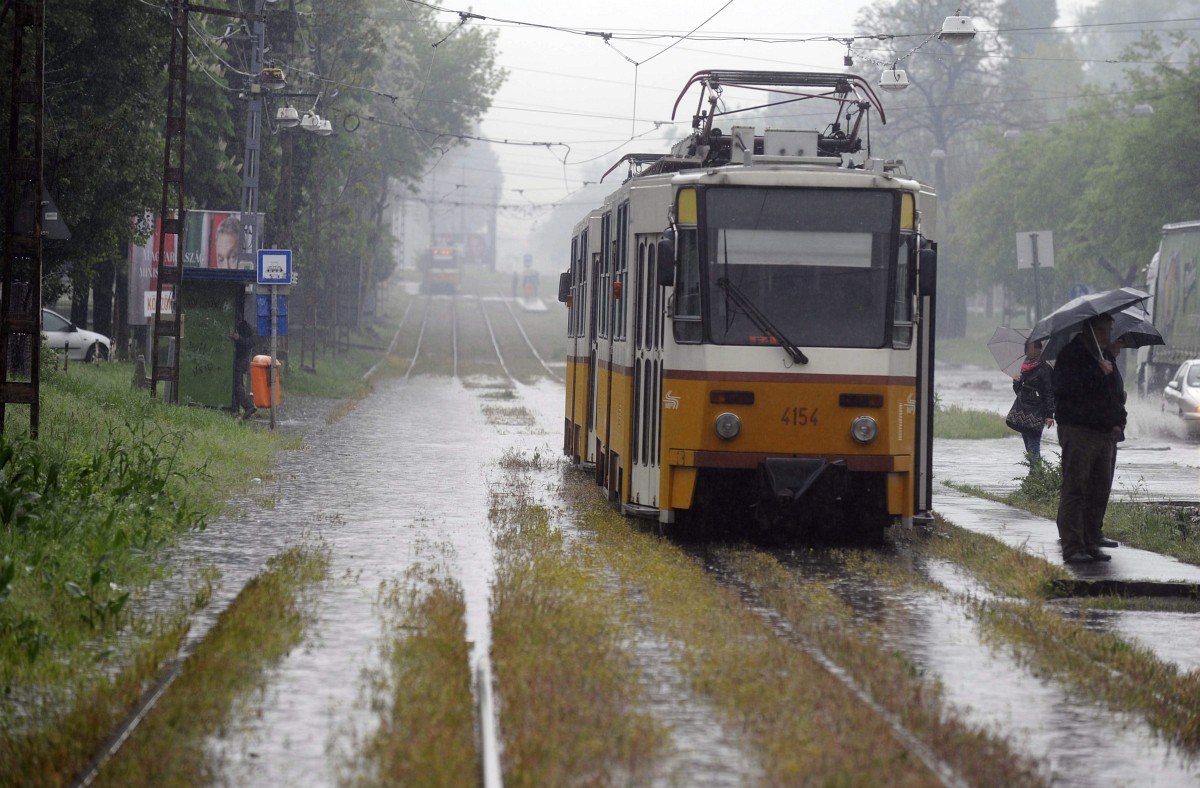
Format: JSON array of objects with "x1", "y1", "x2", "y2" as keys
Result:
[
  {"x1": 913, "y1": 239, "x2": 937, "y2": 521},
  {"x1": 584, "y1": 238, "x2": 602, "y2": 468},
  {"x1": 629, "y1": 235, "x2": 664, "y2": 507}
]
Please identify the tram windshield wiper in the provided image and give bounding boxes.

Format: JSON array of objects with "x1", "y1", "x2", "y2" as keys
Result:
[{"x1": 716, "y1": 277, "x2": 808, "y2": 365}]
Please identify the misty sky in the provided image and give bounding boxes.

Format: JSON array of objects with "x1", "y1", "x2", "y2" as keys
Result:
[{"x1": 414, "y1": 1, "x2": 1101, "y2": 268}]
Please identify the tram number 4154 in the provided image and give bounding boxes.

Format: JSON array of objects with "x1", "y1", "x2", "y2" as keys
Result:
[{"x1": 781, "y1": 407, "x2": 818, "y2": 427}]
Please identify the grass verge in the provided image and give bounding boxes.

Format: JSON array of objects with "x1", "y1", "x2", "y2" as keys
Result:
[
  {"x1": 948, "y1": 455, "x2": 1200, "y2": 566},
  {"x1": 1, "y1": 287, "x2": 406, "y2": 782},
  {"x1": 908, "y1": 518, "x2": 1200, "y2": 753},
  {"x1": 933, "y1": 402, "x2": 1011, "y2": 439}
]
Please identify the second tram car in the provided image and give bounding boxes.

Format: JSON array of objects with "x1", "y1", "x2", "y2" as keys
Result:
[
  {"x1": 420, "y1": 246, "x2": 461, "y2": 294},
  {"x1": 559, "y1": 71, "x2": 938, "y2": 540}
]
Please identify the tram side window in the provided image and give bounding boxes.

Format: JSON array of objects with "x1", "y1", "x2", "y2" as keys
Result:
[
  {"x1": 598, "y1": 216, "x2": 611, "y2": 339},
  {"x1": 673, "y1": 228, "x2": 702, "y2": 343},
  {"x1": 615, "y1": 202, "x2": 629, "y2": 341},
  {"x1": 893, "y1": 235, "x2": 913, "y2": 348}
]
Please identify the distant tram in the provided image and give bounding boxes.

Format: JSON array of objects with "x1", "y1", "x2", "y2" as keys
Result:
[
  {"x1": 420, "y1": 246, "x2": 460, "y2": 294},
  {"x1": 558, "y1": 70, "x2": 939, "y2": 540}
]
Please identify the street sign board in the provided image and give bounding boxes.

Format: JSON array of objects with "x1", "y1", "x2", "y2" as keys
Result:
[
  {"x1": 257, "y1": 249, "x2": 292, "y2": 285},
  {"x1": 1069, "y1": 283, "x2": 1089, "y2": 300},
  {"x1": 1016, "y1": 231, "x2": 1054, "y2": 269}
]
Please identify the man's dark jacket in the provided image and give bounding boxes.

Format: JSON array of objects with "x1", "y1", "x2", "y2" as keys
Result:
[{"x1": 1051, "y1": 334, "x2": 1126, "y2": 431}]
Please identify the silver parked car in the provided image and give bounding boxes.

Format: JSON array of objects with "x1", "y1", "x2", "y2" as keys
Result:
[
  {"x1": 1162, "y1": 359, "x2": 1200, "y2": 438},
  {"x1": 42, "y1": 308, "x2": 112, "y2": 362}
]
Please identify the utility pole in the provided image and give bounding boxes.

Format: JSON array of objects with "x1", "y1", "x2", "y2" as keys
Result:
[
  {"x1": 0, "y1": 0, "x2": 44, "y2": 436},
  {"x1": 151, "y1": 0, "x2": 189, "y2": 403}
]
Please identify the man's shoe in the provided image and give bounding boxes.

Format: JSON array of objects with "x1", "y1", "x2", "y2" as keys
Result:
[
  {"x1": 1097, "y1": 537, "x2": 1119, "y2": 548},
  {"x1": 1087, "y1": 547, "x2": 1112, "y2": 562},
  {"x1": 1064, "y1": 551, "x2": 1095, "y2": 564}
]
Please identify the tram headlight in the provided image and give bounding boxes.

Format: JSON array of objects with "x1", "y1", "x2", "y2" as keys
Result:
[
  {"x1": 714, "y1": 412, "x2": 742, "y2": 440},
  {"x1": 850, "y1": 415, "x2": 878, "y2": 444}
]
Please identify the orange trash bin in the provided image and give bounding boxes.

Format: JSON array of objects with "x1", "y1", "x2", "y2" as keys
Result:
[{"x1": 250, "y1": 355, "x2": 281, "y2": 407}]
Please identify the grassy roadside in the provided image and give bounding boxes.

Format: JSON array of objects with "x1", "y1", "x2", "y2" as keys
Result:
[
  {"x1": 0, "y1": 288, "x2": 411, "y2": 781},
  {"x1": 947, "y1": 454, "x2": 1200, "y2": 566}
]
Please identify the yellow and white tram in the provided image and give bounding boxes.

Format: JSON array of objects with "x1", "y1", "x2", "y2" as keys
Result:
[{"x1": 559, "y1": 71, "x2": 938, "y2": 539}]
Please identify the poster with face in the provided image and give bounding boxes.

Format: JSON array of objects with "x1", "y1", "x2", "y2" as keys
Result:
[{"x1": 209, "y1": 212, "x2": 243, "y2": 269}]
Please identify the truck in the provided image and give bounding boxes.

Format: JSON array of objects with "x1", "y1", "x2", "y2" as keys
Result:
[{"x1": 1138, "y1": 221, "x2": 1200, "y2": 396}]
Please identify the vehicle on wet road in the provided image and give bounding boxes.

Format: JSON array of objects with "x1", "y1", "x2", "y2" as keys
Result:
[
  {"x1": 419, "y1": 245, "x2": 460, "y2": 294},
  {"x1": 559, "y1": 70, "x2": 938, "y2": 541},
  {"x1": 1162, "y1": 358, "x2": 1200, "y2": 437},
  {"x1": 41, "y1": 307, "x2": 111, "y2": 361},
  {"x1": 1137, "y1": 220, "x2": 1200, "y2": 395}
]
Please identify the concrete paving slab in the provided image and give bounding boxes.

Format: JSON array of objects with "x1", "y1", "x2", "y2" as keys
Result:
[{"x1": 932, "y1": 483, "x2": 1200, "y2": 584}]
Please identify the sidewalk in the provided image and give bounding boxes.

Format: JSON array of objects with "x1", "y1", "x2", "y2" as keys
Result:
[{"x1": 933, "y1": 483, "x2": 1200, "y2": 586}]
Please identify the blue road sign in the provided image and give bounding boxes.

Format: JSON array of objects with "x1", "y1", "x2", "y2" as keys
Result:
[
  {"x1": 1069, "y1": 283, "x2": 1089, "y2": 300},
  {"x1": 258, "y1": 249, "x2": 292, "y2": 285}
]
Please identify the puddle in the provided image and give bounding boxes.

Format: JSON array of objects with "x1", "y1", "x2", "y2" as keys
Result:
[{"x1": 804, "y1": 554, "x2": 1200, "y2": 785}]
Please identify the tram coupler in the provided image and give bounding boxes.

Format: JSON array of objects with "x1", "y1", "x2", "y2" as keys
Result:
[
  {"x1": 755, "y1": 457, "x2": 851, "y2": 535},
  {"x1": 760, "y1": 458, "x2": 848, "y2": 505}
]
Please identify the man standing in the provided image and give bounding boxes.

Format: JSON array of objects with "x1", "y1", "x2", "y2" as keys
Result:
[
  {"x1": 1052, "y1": 314, "x2": 1126, "y2": 563},
  {"x1": 229, "y1": 318, "x2": 257, "y2": 420}
]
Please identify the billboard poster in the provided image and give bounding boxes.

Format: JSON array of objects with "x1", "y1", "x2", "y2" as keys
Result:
[{"x1": 127, "y1": 210, "x2": 263, "y2": 325}]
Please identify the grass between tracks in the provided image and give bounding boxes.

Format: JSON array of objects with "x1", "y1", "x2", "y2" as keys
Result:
[
  {"x1": 488, "y1": 450, "x2": 668, "y2": 786},
  {"x1": 346, "y1": 565, "x2": 478, "y2": 787},
  {"x1": 934, "y1": 401, "x2": 1011, "y2": 439},
  {"x1": 95, "y1": 543, "x2": 329, "y2": 785}
]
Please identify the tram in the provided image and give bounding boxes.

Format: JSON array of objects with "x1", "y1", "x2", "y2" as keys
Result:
[
  {"x1": 420, "y1": 245, "x2": 460, "y2": 294},
  {"x1": 558, "y1": 71, "x2": 938, "y2": 540}
]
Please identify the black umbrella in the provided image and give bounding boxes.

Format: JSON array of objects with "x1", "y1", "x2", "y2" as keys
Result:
[
  {"x1": 1028, "y1": 287, "x2": 1151, "y2": 350},
  {"x1": 1040, "y1": 303, "x2": 1163, "y2": 362}
]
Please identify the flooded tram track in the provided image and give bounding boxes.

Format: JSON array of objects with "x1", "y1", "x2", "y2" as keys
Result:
[
  {"x1": 693, "y1": 536, "x2": 1200, "y2": 784},
  {"x1": 62, "y1": 291, "x2": 1200, "y2": 785}
]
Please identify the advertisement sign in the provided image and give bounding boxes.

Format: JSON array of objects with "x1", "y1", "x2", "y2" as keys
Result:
[{"x1": 127, "y1": 210, "x2": 263, "y2": 325}]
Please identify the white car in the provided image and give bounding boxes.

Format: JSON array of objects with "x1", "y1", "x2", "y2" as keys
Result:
[
  {"x1": 42, "y1": 308, "x2": 112, "y2": 362},
  {"x1": 1162, "y1": 359, "x2": 1200, "y2": 438}
]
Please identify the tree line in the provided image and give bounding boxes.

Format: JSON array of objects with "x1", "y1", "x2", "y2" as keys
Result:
[
  {"x1": 0, "y1": 0, "x2": 504, "y2": 358},
  {"x1": 852, "y1": 0, "x2": 1200, "y2": 334}
]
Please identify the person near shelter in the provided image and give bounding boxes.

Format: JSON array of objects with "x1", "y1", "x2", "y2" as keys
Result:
[
  {"x1": 1051, "y1": 313, "x2": 1126, "y2": 564},
  {"x1": 1013, "y1": 338, "x2": 1055, "y2": 459},
  {"x1": 229, "y1": 318, "x2": 257, "y2": 420}
]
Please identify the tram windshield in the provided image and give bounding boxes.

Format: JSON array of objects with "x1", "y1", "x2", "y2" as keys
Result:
[{"x1": 703, "y1": 188, "x2": 898, "y2": 349}]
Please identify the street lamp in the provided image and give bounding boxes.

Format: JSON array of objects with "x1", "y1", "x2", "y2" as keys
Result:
[
  {"x1": 938, "y1": 15, "x2": 976, "y2": 43},
  {"x1": 275, "y1": 106, "x2": 300, "y2": 128},
  {"x1": 878, "y1": 68, "x2": 910, "y2": 91}
]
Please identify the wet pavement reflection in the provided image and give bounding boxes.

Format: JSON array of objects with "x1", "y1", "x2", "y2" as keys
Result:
[{"x1": 198, "y1": 377, "x2": 511, "y2": 784}]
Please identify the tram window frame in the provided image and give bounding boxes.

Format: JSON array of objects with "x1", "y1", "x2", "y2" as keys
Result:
[
  {"x1": 599, "y1": 214, "x2": 612, "y2": 340},
  {"x1": 672, "y1": 227, "x2": 703, "y2": 344},
  {"x1": 700, "y1": 187, "x2": 900, "y2": 350},
  {"x1": 614, "y1": 201, "x2": 629, "y2": 341},
  {"x1": 892, "y1": 234, "x2": 915, "y2": 348}
]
